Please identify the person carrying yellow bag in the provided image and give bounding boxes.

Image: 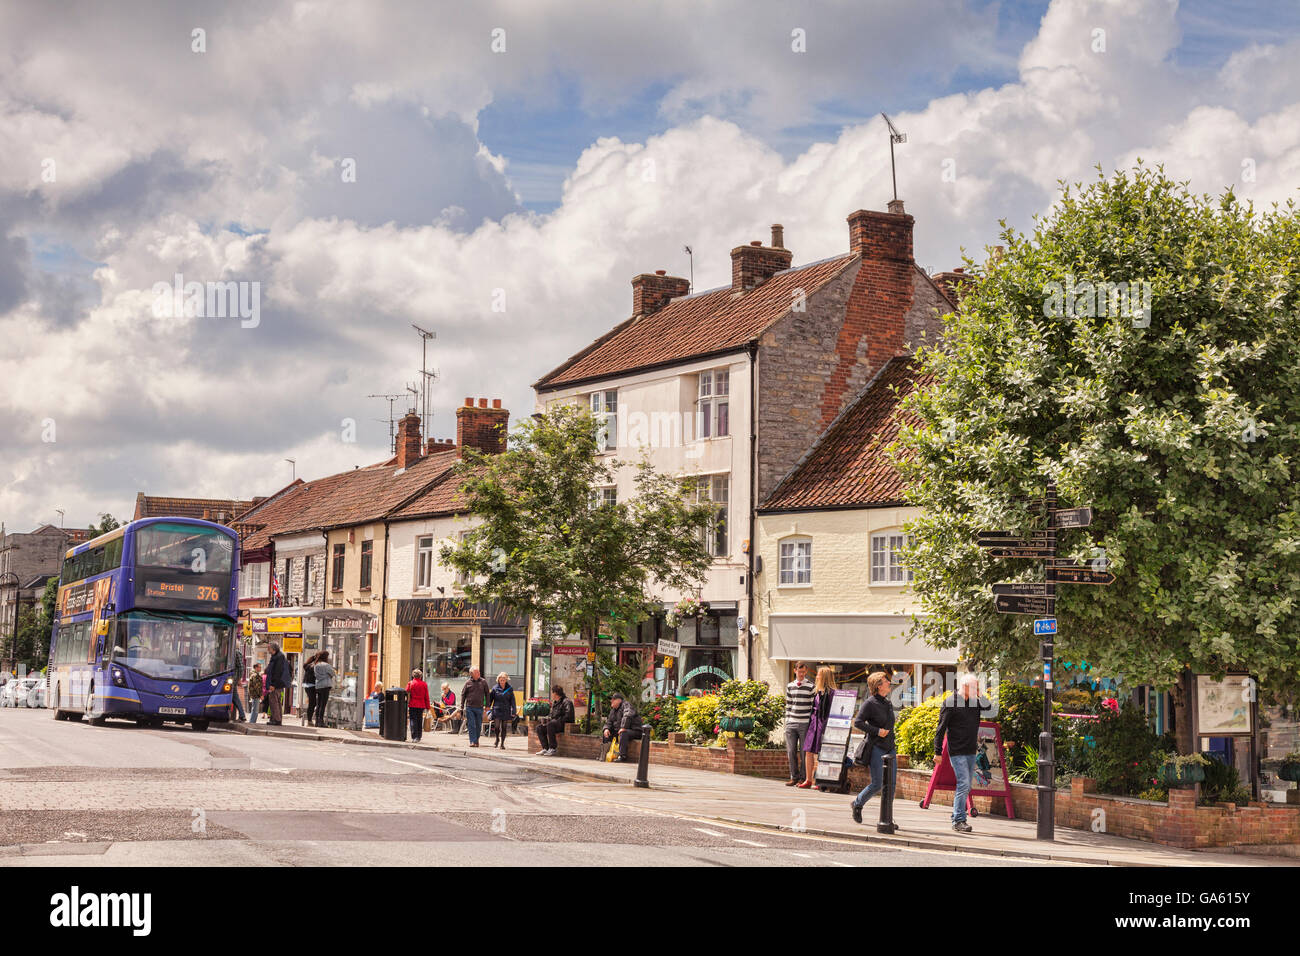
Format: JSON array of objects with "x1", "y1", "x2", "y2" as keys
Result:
[{"x1": 601, "y1": 691, "x2": 643, "y2": 763}]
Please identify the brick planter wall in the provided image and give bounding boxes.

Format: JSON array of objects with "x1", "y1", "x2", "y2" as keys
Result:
[{"x1": 533, "y1": 728, "x2": 1300, "y2": 849}]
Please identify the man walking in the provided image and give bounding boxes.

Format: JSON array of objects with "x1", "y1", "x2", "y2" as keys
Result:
[
  {"x1": 783, "y1": 661, "x2": 814, "y2": 786},
  {"x1": 461, "y1": 667, "x2": 490, "y2": 747},
  {"x1": 265, "y1": 643, "x2": 290, "y2": 725},
  {"x1": 247, "y1": 663, "x2": 264, "y2": 725},
  {"x1": 602, "y1": 691, "x2": 643, "y2": 762},
  {"x1": 933, "y1": 674, "x2": 992, "y2": 832}
]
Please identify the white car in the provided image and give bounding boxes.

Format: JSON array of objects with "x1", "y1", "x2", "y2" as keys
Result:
[{"x1": 1, "y1": 677, "x2": 43, "y2": 708}]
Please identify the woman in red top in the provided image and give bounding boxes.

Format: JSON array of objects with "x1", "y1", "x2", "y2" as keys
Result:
[{"x1": 406, "y1": 669, "x2": 431, "y2": 743}]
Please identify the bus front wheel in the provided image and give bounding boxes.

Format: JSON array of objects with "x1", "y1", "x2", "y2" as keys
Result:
[
  {"x1": 86, "y1": 683, "x2": 107, "y2": 726},
  {"x1": 191, "y1": 719, "x2": 210, "y2": 732}
]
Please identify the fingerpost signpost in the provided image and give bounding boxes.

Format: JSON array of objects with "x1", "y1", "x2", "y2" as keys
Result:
[{"x1": 978, "y1": 480, "x2": 1111, "y2": 841}]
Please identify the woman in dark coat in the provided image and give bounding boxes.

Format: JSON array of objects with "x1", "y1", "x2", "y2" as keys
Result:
[
  {"x1": 301, "y1": 652, "x2": 319, "y2": 726},
  {"x1": 487, "y1": 671, "x2": 517, "y2": 749},
  {"x1": 799, "y1": 666, "x2": 838, "y2": 788}
]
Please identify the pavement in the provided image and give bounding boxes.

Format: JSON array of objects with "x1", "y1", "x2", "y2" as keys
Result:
[{"x1": 217, "y1": 715, "x2": 1297, "y2": 867}]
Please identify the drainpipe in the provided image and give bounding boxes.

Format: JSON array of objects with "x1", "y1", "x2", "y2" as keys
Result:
[
  {"x1": 379, "y1": 518, "x2": 390, "y2": 688},
  {"x1": 746, "y1": 343, "x2": 758, "y2": 681}
]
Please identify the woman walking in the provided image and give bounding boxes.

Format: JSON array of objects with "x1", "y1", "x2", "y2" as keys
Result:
[
  {"x1": 487, "y1": 671, "x2": 517, "y2": 749},
  {"x1": 799, "y1": 666, "x2": 837, "y2": 788},
  {"x1": 301, "y1": 652, "x2": 318, "y2": 726},
  {"x1": 407, "y1": 669, "x2": 431, "y2": 742},
  {"x1": 312, "y1": 651, "x2": 336, "y2": 728}
]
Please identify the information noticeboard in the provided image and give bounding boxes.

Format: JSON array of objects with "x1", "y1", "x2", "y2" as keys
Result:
[
  {"x1": 814, "y1": 689, "x2": 858, "y2": 783},
  {"x1": 920, "y1": 719, "x2": 1015, "y2": 819}
]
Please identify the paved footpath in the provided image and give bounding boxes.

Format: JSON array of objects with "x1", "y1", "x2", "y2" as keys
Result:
[{"x1": 219, "y1": 717, "x2": 1296, "y2": 867}]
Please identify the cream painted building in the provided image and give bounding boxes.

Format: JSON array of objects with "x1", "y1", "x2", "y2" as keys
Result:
[{"x1": 753, "y1": 356, "x2": 958, "y2": 704}]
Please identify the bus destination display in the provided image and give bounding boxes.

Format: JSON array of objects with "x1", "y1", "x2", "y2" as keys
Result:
[{"x1": 141, "y1": 580, "x2": 225, "y2": 605}]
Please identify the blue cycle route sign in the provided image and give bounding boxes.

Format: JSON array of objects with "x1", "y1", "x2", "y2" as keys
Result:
[{"x1": 1033, "y1": 618, "x2": 1057, "y2": 636}]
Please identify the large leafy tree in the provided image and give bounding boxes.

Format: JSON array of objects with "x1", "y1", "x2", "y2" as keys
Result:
[
  {"x1": 895, "y1": 166, "x2": 1300, "y2": 750},
  {"x1": 440, "y1": 403, "x2": 716, "y2": 710}
]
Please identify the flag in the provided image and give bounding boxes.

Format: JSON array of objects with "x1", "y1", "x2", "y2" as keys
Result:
[{"x1": 270, "y1": 569, "x2": 283, "y2": 607}]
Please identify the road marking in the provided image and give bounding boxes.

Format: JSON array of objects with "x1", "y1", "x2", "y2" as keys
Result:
[
  {"x1": 732, "y1": 838, "x2": 767, "y2": 847},
  {"x1": 692, "y1": 827, "x2": 725, "y2": 837},
  {"x1": 828, "y1": 860, "x2": 853, "y2": 867},
  {"x1": 383, "y1": 756, "x2": 478, "y2": 785},
  {"x1": 790, "y1": 852, "x2": 812, "y2": 858}
]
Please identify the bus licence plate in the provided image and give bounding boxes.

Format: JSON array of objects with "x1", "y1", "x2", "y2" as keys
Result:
[{"x1": 158, "y1": 707, "x2": 186, "y2": 715}]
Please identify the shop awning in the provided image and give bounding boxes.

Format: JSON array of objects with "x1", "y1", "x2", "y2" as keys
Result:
[{"x1": 767, "y1": 614, "x2": 958, "y2": 665}]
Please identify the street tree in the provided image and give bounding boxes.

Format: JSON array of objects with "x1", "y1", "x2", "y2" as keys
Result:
[
  {"x1": 439, "y1": 402, "x2": 716, "y2": 713},
  {"x1": 895, "y1": 165, "x2": 1300, "y2": 750},
  {"x1": 91, "y1": 513, "x2": 120, "y2": 536}
]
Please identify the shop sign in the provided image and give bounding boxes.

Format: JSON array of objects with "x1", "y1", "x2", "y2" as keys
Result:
[
  {"x1": 394, "y1": 598, "x2": 527, "y2": 628},
  {"x1": 282, "y1": 636, "x2": 304, "y2": 654},
  {"x1": 489, "y1": 645, "x2": 521, "y2": 675},
  {"x1": 680, "y1": 665, "x2": 730, "y2": 685},
  {"x1": 266, "y1": 616, "x2": 301, "y2": 634},
  {"x1": 251, "y1": 618, "x2": 268, "y2": 633},
  {"x1": 324, "y1": 616, "x2": 367, "y2": 632}
]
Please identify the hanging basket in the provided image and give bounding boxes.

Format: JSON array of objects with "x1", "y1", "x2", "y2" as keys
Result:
[{"x1": 719, "y1": 715, "x2": 754, "y2": 734}]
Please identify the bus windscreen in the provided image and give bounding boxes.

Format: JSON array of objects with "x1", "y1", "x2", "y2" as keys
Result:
[
  {"x1": 134, "y1": 523, "x2": 234, "y2": 575},
  {"x1": 111, "y1": 611, "x2": 234, "y2": 681}
]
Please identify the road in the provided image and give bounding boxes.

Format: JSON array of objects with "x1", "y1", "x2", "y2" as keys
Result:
[{"x1": 0, "y1": 708, "x2": 1053, "y2": 866}]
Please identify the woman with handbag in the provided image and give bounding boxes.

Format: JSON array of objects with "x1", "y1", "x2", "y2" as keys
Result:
[
  {"x1": 798, "y1": 666, "x2": 837, "y2": 788},
  {"x1": 850, "y1": 671, "x2": 896, "y2": 821},
  {"x1": 312, "y1": 651, "x2": 336, "y2": 728}
]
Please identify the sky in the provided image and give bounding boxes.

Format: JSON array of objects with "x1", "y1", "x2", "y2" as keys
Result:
[{"x1": 2, "y1": 0, "x2": 1299, "y2": 531}]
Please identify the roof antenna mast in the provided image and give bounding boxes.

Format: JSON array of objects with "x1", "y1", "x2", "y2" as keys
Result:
[{"x1": 881, "y1": 112, "x2": 907, "y2": 202}]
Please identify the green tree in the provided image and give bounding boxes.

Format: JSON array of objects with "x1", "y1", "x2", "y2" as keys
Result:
[
  {"x1": 91, "y1": 513, "x2": 121, "y2": 536},
  {"x1": 895, "y1": 165, "x2": 1300, "y2": 752},
  {"x1": 439, "y1": 403, "x2": 716, "y2": 716}
]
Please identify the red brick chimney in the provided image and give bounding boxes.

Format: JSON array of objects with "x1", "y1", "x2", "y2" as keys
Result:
[
  {"x1": 396, "y1": 411, "x2": 422, "y2": 468},
  {"x1": 933, "y1": 266, "x2": 974, "y2": 305},
  {"x1": 456, "y1": 398, "x2": 509, "y2": 456},
  {"x1": 847, "y1": 201, "x2": 914, "y2": 265},
  {"x1": 631, "y1": 270, "x2": 690, "y2": 317},
  {"x1": 731, "y1": 226, "x2": 793, "y2": 290}
]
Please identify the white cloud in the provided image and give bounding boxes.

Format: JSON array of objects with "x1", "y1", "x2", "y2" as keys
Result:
[{"x1": 2, "y1": 0, "x2": 1299, "y2": 529}]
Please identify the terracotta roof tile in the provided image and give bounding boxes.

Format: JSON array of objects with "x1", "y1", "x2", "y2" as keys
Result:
[
  {"x1": 534, "y1": 255, "x2": 857, "y2": 389},
  {"x1": 760, "y1": 356, "x2": 928, "y2": 512},
  {"x1": 133, "y1": 493, "x2": 256, "y2": 523},
  {"x1": 236, "y1": 449, "x2": 461, "y2": 550}
]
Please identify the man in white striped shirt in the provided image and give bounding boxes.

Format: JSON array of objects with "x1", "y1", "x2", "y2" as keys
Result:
[{"x1": 784, "y1": 662, "x2": 815, "y2": 786}]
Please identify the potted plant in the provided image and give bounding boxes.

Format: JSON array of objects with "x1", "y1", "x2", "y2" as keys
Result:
[
  {"x1": 522, "y1": 698, "x2": 550, "y2": 718},
  {"x1": 1158, "y1": 752, "x2": 1209, "y2": 787},
  {"x1": 1279, "y1": 752, "x2": 1300, "y2": 782},
  {"x1": 718, "y1": 708, "x2": 754, "y2": 734}
]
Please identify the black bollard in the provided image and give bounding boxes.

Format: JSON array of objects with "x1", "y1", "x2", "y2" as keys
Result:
[
  {"x1": 876, "y1": 751, "x2": 898, "y2": 834},
  {"x1": 634, "y1": 726, "x2": 651, "y2": 788}
]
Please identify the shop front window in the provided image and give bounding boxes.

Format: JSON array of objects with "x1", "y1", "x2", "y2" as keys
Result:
[
  {"x1": 413, "y1": 626, "x2": 473, "y2": 681},
  {"x1": 680, "y1": 647, "x2": 735, "y2": 696},
  {"x1": 322, "y1": 630, "x2": 361, "y2": 703},
  {"x1": 483, "y1": 635, "x2": 526, "y2": 690}
]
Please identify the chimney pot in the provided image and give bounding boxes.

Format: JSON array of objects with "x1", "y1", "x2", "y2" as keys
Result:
[
  {"x1": 464, "y1": 397, "x2": 473, "y2": 407},
  {"x1": 478, "y1": 397, "x2": 488, "y2": 408},
  {"x1": 731, "y1": 236, "x2": 794, "y2": 290},
  {"x1": 654, "y1": 269, "x2": 666, "y2": 276},
  {"x1": 771, "y1": 224, "x2": 784, "y2": 249},
  {"x1": 456, "y1": 400, "x2": 510, "y2": 456},
  {"x1": 887, "y1": 198, "x2": 906, "y2": 215},
  {"x1": 492, "y1": 398, "x2": 502, "y2": 408},
  {"x1": 750, "y1": 240, "x2": 762, "y2": 246}
]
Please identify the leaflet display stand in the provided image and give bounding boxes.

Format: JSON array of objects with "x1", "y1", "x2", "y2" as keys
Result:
[{"x1": 813, "y1": 689, "x2": 859, "y2": 788}]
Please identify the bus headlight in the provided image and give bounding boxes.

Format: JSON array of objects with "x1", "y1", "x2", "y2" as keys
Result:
[
  {"x1": 111, "y1": 668, "x2": 127, "y2": 687},
  {"x1": 222, "y1": 678, "x2": 233, "y2": 693}
]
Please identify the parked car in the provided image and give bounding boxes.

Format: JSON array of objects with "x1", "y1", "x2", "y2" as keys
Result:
[{"x1": 0, "y1": 677, "x2": 43, "y2": 708}]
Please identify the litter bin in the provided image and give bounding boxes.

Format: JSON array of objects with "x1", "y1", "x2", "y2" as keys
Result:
[{"x1": 383, "y1": 687, "x2": 409, "y2": 741}]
